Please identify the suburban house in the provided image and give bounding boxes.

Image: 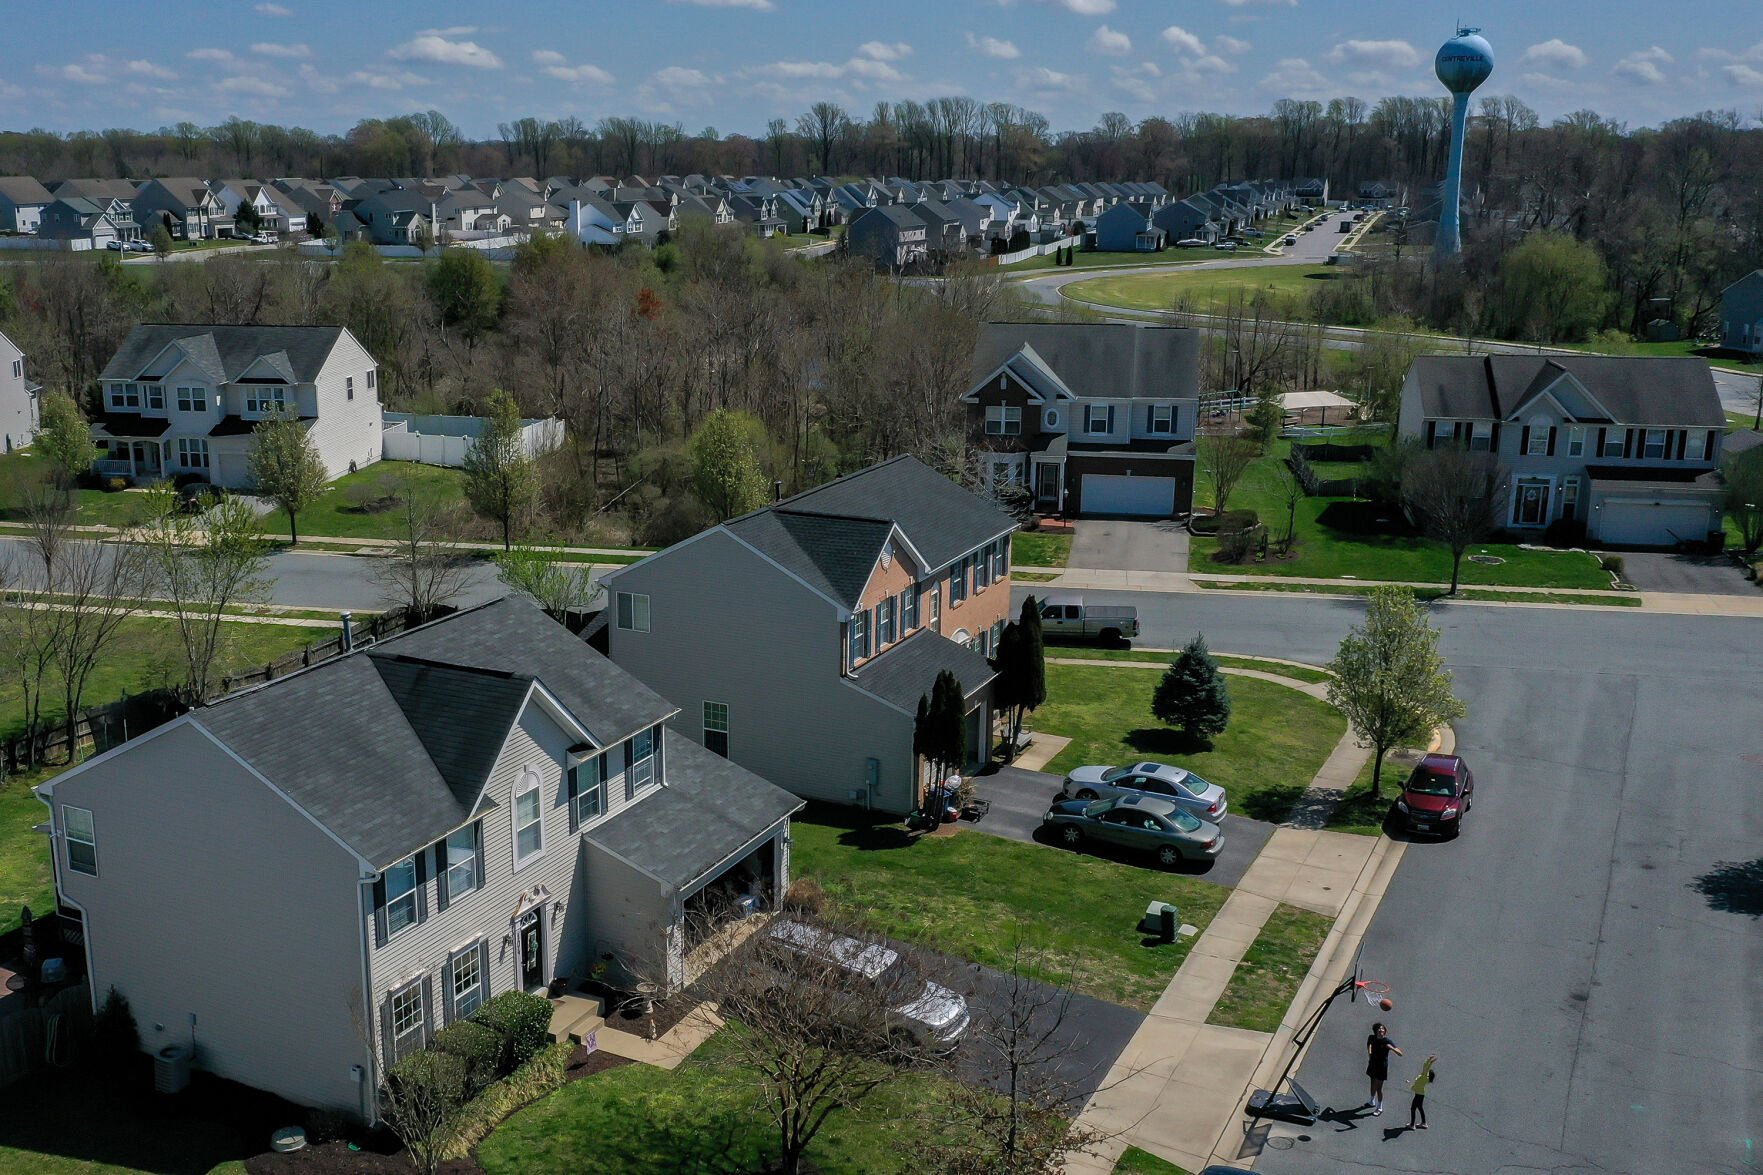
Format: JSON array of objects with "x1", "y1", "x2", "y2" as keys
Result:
[
  {"x1": 132, "y1": 178, "x2": 234, "y2": 240},
  {"x1": 0, "y1": 329, "x2": 41, "y2": 452},
  {"x1": 847, "y1": 204, "x2": 930, "y2": 269},
  {"x1": 342, "y1": 190, "x2": 436, "y2": 246},
  {"x1": 1093, "y1": 203, "x2": 1166, "y2": 252},
  {"x1": 1294, "y1": 177, "x2": 1330, "y2": 203},
  {"x1": 1397, "y1": 355, "x2": 1728, "y2": 547},
  {"x1": 0, "y1": 175, "x2": 55, "y2": 233},
  {"x1": 605, "y1": 456, "x2": 1015, "y2": 815},
  {"x1": 1719, "y1": 271, "x2": 1763, "y2": 356},
  {"x1": 35, "y1": 597, "x2": 802, "y2": 1119},
  {"x1": 965, "y1": 323, "x2": 1200, "y2": 519},
  {"x1": 208, "y1": 180, "x2": 306, "y2": 236},
  {"x1": 92, "y1": 323, "x2": 383, "y2": 488},
  {"x1": 1356, "y1": 181, "x2": 1405, "y2": 209},
  {"x1": 1153, "y1": 197, "x2": 1219, "y2": 244},
  {"x1": 36, "y1": 196, "x2": 139, "y2": 249}
]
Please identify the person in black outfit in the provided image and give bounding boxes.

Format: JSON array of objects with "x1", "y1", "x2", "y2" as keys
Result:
[{"x1": 1364, "y1": 1022, "x2": 1402, "y2": 1115}]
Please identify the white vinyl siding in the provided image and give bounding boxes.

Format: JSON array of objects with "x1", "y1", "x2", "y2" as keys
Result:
[{"x1": 64, "y1": 805, "x2": 97, "y2": 876}]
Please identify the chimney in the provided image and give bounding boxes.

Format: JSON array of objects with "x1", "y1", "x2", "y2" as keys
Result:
[
  {"x1": 773, "y1": 479, "x2": 783, "y2": 502},
  {"x1": 340, "y1": 612, "x2": 354, "y2": 652}
]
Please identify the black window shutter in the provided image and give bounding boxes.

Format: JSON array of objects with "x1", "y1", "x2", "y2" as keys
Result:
[
  {"x1": 1624, "y1": 429, "x2": 1635, "y2": 458},
  {"x1": 380, "y1": 993, "x2": 396, "y2": 1066},
  {"x1": 1704, "y1": 431, "x2": 1716, "y2": 461},
  {"x1": 418, "y1": 975, "x2": 435, "y2": 1046},
  {"x1": 1597, "y1": 427, "x2": 1607, "y2": 456},
  {"x1": 1546, "y1": 427, "x2": 1557, "y2": 457},
  {"x1": 442, "y1": 952, "x2": 458, "y2": 1024},
  {"x1": 473, "y1": 822, "x2": 484, "y2": 891},
  {"x1": 566, "y1": 766, "x2": 580, "y2": 834},
  {"x1": 476, "y1": 940, "x2": 492, "y2": 1005},
  {"x1": 371, "y1": 877, "x2": 388, "y2": 948},
  {"x1": 413, "y1": 851, "x2": 428, "y2": 923},
  {"x1": 1675, "y1": 431, "x2": 1686, "y2": 460},
  {"x1": 1519, "y1": 426, "x2": 1530, "y2": 454},
  {"x1": 434, "y1": 844, "x2": 449, "y2": 911}
]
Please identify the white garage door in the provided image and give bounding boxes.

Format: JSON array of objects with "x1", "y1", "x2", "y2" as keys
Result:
[
  {"x1": 1599, "y1": 500, "x2": 1711, "y2": 547},
  {"x1": 1083, "y1": 474, "x2": 1177, "y2": 518}
]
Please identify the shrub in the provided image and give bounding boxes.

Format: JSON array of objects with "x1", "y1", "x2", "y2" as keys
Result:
[
  {"x1": 104, "y1": 476, "x2": 129, "y2": 493},
  {"x1": 1191, "y1": 509, "x2": 1259, "y2": 536},
  {"x1": 1599, "y1": 554, "x2": 1625, "y2": 578},
  {"x1": 471, "y1": 990, "x2": 553, "y2": 1072},
  {"x1": 92, "y1": 986, "x2": 139, "y2": 1068},
  {"x1": 1216, "y1": 524, "x2": 1261, "y2": 563},
  {"x1": 432, "y1": 1021, "x2": 503, "y2": 1093},
  {"x1": 442, "y1": 1041, "x2": 572, "y2": 1161},
  {"x1": 783, "y1": 877, "x2": 826, "y2": 915}
]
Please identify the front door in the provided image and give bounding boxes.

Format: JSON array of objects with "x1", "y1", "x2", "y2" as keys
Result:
[
  {"x1": 1035, "y1": 463, "x2": 1061, "y2": 509},
  {"x1": 1512, "y1": 480, "x2": 1551, "y2": 527},
  {"x1": 517, "y1": 910, "x2": 544, "y2": 992}
]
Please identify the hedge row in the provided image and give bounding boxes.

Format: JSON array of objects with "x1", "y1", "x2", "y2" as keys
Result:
[
  {"x1": 1191, "y1": 509, "x2": 1260, "y2": 535},
  {"x1": 1292, "y1": 441, "x2": 1377, "y2": 463},
  {"x1": 441, "y1": 1040, "x2": 574, "y2": 1160}
]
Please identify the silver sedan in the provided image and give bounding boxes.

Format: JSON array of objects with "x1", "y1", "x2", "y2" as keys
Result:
[
  {"x1": 1041, "y1": 794, "x2": 1224, "y2": 868},
  {"x1": 1060, "y1": 761, "x2": 1228, "y2": 822}
]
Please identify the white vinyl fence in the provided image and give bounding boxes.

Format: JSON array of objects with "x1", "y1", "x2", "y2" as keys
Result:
[
  {"x1": 382, "y1": 412, "x2": 564, "y2": 467},
  {"x1": 992, "y1": 236, "x2": 1079, "y2": 267}
]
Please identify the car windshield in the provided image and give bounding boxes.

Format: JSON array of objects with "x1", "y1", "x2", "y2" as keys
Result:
[
  {"x1": 1099, "y1": 766, "x2": 1134, "y2": 782},
  {"x1": 1083, "y1": 799, "x2": 1116, "y2": 818},
  {"x1": 1168, "y1": 808, "x2": 1202, "y2": 832},
  {"x1": 1407, "y1": 771, "x2": 1457, "y2": 797}
]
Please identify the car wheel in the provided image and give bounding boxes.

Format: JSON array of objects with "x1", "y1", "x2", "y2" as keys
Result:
[
  {"x1": 1076, "y1": 789, "x2": 1098, "y2": 801},
  {"x1": 1060, "y1": 825, "x2": 1083, "y2": 846},
  {"x1": 1100, "y1": 628, "x2": 1121, "y2": 645},
  {"x1": 1156, "y1": 845, "x2": 1183, "y2": 868}
]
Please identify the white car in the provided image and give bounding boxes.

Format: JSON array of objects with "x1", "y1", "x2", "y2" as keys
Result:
[
  {"x1": 765, "y1": 920, "x2": 969, "y2": 1051},
  {"x1": 1283, "y1": 235, "x2": 1299, "y2": 246},
  {"x1": 1214, "y1": 241, "x2": 1239, "y2": 251},
  {"x1": 1059, "y1": 761, "x2": 1228, "y2": 822},
  {"x1": 1174, "y1": 238, "x2": 1209, "y2": 248}
]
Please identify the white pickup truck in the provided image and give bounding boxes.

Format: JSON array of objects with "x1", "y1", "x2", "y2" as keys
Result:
[{"x1": 1039, "y1": 598, "x2": 1140, "y2": 643}]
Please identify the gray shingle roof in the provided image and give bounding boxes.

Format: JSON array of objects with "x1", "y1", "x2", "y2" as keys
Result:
[
  {"x1": 848, "y1": 629, "x2": 997, "y2": 713},
  {"x1": 585, "y1": 732, "x2": 802, "y2": 892},
  {"x1": 99, "y1": 325, "x2": 354, "y2": 384},
  {"x1": 724, "y1": 510, "x2": 894, "y2": 607},
  {"x1": 973, "y1": 323, "x2": 1201, "y2": 401},
  {"x1": 0, "y1": 176, "x2": 53, "y2": 206},
  {"x1": 195, "y1": 597, "x2": 677, "y2": 866},
  {"x1": 1409, "y1": 355, "x2": 1727, "y2": 427}
]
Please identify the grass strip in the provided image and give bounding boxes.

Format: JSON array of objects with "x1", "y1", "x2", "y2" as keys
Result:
[{"x1": 1207, "y1": 904, "x2": 1334, "y2": 1033}]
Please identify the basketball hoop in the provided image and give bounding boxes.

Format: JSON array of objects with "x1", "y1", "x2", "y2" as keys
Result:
[{"x1": 1356, "y1": 979, "x2": 1393, "y2": 1010}]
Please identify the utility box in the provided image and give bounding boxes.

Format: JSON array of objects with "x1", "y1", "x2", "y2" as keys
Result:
[{"x1": 1138, "y1": 901, "x2": 1179, "y2": 941}]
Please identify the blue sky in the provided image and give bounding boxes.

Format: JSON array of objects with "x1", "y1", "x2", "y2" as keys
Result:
[{"x1": 3, "y1": 0, "x2": 1760, "y2": 139}]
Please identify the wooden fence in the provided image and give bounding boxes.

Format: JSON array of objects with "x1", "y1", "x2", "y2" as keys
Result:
[{"x1": 0, "y1": 983, "x2": 91, "y2": 1090}]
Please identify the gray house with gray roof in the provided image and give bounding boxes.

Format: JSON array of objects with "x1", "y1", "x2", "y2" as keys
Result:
[
  {"x1": 606, "y1": 455, "x2": 1015, "y2": 815},
  {"x1": 1719, "y1": 270, "x2": 1763, "y2": 356},
  {"x1": 37, "y1": 597, "x2": 800, "y2": 1119},
  {"x1": 1398, "y1": 355, "x2": 1728, "y2": 547},
  {"x1": 0, "y1": 176, "x2": 54, "y2": 233}
]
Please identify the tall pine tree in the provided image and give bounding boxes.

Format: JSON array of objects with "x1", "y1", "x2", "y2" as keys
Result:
[
  {"x1": 1151, "y1": 633, "x2": 1231, "y2": 744},
  {"x1": 992, "y1": 596, "x2": 1047, "y2": 758}
]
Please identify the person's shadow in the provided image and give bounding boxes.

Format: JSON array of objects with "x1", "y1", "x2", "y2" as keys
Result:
[
  {"x1": 1316, "y1": 1106, "x2": 1368, "y2": 1133},
  {"x1": 1382, "y1": 1124, "x2": 1413, "y2": 1142}
]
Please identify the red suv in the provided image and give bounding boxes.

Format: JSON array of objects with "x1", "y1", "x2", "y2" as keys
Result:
[{"x1": 1395, "y1": 754, "x2": 1474, "y2": 837}]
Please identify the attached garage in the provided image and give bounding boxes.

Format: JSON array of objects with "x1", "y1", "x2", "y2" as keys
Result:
[
  {"x1": 1596, "y1": 499, "x2": 1717, "y2": 547},
  {"x1": 1079, "y1": 474, "x2": 1179, "y2": 518}
]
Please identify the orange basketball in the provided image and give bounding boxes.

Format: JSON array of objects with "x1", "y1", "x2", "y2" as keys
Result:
[{"x1": 1379, "y1": 997, "x2": 1394, "y2": 1011}]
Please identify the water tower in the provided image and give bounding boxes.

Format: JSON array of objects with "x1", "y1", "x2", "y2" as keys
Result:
[{"x1": 1434, "y1": 27, "x2": 1493, "y2": 258}]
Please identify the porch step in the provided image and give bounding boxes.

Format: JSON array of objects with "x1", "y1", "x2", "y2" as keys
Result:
[{"x1": 546, "y1": 993, "x2": 605, "y2": 1044}]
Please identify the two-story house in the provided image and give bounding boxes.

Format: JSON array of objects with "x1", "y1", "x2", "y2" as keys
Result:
[
  {"x1": 132, "y1": 177, "x2": 233, "y2": 240},
  {"x1": 0, "y1": 329, "x2": 41, "y2": 452},
  {"x1": 36, "y1": 597, "x2": 801, "y2": 1119},
  {"x1": 847, "y1": 204, "x2": 930, "y2": 269},
  {"x1": 1719, "y1": 270, "x2": 1763, "y2": 356},
  {"x1": 1398, "y1": 355, "x2": 1728, "y2": 547},
  {"x1": 0, "y1": 175, "x2": 55, "y2": 233},
  {"x1": 208, "y1": 180, "x2": 306, "y2": 237},
  {"x1": 965, "y1": 323, "x2": 1200, "y2": 519},
  {"x1": 1093, "y1": 203, "x2": 1166, "y2": 253},
  {"x1": 36, "y1": 195, "x2": 139, "y2": 249},
  {"x1": 605, "y1": 456, "x2": 1014, "y2": 816},
  {"x1": 92, "y1": 324, "x2": 383, "y2": 488}
]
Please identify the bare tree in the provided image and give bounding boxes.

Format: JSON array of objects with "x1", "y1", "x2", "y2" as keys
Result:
[
  {"x1": 1401, "y1": 447, "x2": 1509, "y2": 594},
  {"x1": 138, "y1": 486, "x2": 272, "y2": 703},
  {"x1": 495, "y1": 548, "x2": 600, "y2": 622},
  {"x1": 372, "y1": 466, "x2": 474, "y2": 623},
  {"x1": 0, "y1": 556, "x2": 61, "y2": 768},
  {"x1": 22, "y1": 476, "x2": 75, "y2": 586},
  {"x1": 1273, "y1": 458, "x2": 1305, "y2": 556},
  {"x1": 1197, "y1": 433, "x2": 1259, "y2": 514},
  {"x1": 48, "y1": 539, "x2": 150, "y2": 752},
  {"x1": 380, "y1": 1050, "x2": 469, "y2": 1175}
]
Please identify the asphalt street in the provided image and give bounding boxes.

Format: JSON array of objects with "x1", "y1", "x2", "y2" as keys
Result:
[{"x1": 1010, "y1": 586, "x2": 1763, "y2": 1175}]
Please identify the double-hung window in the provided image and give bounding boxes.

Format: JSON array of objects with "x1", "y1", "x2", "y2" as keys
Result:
[
  {"x1": 876, "y1": 597, "x2": 896, "y2": 647},
  {"x1": 177, "y1": 438, "x2": 209, "y2": 470},
  {"x1": 948, "y1": 559, "x2": 968, "y2": 604},
  {"x1": 367, "y1": 369, "x2": 377, "y2": 390},
  {"x1": 1469, "y1": 423, "x2": 1493, "y2": 452},
  {"x1": 64, "y1": 806, "x2": 96, "y2": 876},
  {"x1": 383, "y1": 855, "x2": 420, "y2": 938},
  {"x1": 441, "y1": 823, "x2": 480, "y2": 902},
  {"x1": 704, "y1": 702, "x2": 730, "y2": 757},
  {"x1": 1601, "y1": 430, "x2": 1625, "y2": 458},
  {"x1": 513, "y1": 771, "x2": 544, "y2": 867},
  {"x1": 111, "y1": 383, "x2": 140, "y2": 409},
  {"x1": 984, "y1": 405, "x2": 1022, "y2": 436},
  {"x1": 346, "y1": 376, "x2": 355, "y2": 401},
  {"x1": 1683, "y1": 430, "x2": 1706, "y2": 461},
  {"x1": 176, "y1": 386, "x2": 207, "y2": 412},
  {"x1": 1085, "y1": 404, "x2": 1112, "y2": 434},
  {"x1": 246, "y1": 385, "x2": 285, "y2": 414},
  {"x1": 389, "y1": 980, "x2": 425, "y2": 1060},
  {"x1": 1526, "y1": 426, "x2": 1549, "y2": 456},
  {"x1": 450, "y1": 946, "x2": 485, "y2": 1020},
  {"x1": 615, "y1": 592, "x2": 650, "y2": 633},
  {"x1": 629, "y1": 729, "x2": 656, "y2": 795},
  {"x1": 974, "y1": 549, "x2": 991, "y2": 590},
  {"x1": 1643, "y1": 429, "x2": 1667, "y2": 460},
  {"x1": 145, "y1": 383, "x2": 164, "y2": 410},
  {"x1": 1150, "y1": 404, "x2": 1175, "y2": 435},
  {"x1": 569, "y1": 754, "x2": 606, "y2": 827},
  {"x1": 848, "y1": 610, "x2": 869, "y2": 666},
  {"x1": 992, "y1": 539, "x2": 1008, "y2": 581},
  {"x1": 901, "y1": 586, "x2": 919, "y2": 632},
  {"x1": 1566, "y1": 427, "x2": 1586, "y2": 458}
]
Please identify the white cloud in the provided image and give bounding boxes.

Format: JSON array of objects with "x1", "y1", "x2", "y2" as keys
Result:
[
  {"x1": 389, "y1": 35, "x2": 503, "y2": 69},
  {"x1": 1325, "y1": 39, "x2": 1420, "y2": 69},
  {"x1": 858, "y1": 41, "x2": 912, "y2": 61},
  {"x1": 347, "y1": 68, "x2": 431, "y2": 91},
  {"x1": 415, "y1": 26, "x2": 479, "y2": 36},
  {"x1": 1259, "y1": 56, "x2": 1330, "y2": 96},
  {"x1": 126, "y1": 59, "x2": 178, "y2": 79},
  {"x1": 186, "y1": 47, "x2": 234, "y2": 62},
  {"x1": 1726, "y1": 63, "x2": 1763, "y2": 87},
  {"x1": 1215, "y1": 35, "x2": 1252, "y2": 54},
  {"x1": 215, "y1": 75, "x2": 280, "y2": 97},
  {"x1": 1111, "y1": 67, "x2": 1156, "y2": 103},
  {"x1": 37, "y1": 57, "x2": 110, "y2": 85},
  {"x1": 668, "y1": 0, "x2": 774, "y2": 8},
  {"x1": 1160, "y1": 25, "x2": 1206, "y2": 56},
  {"x1": 1015, "y1": 64, "x2": 1086, "y2": 92},
  {"x1": 1614, "y1": 45, "x2": 1672, "y2": 85},
  {"x1": 653, "y1": 65, "x2": 714, "y2": 87},
  {"x1": 749, "y1": 49, "x2": 906, "y2": 84},
  {"x1": 1224, "y1": 0, "x2": 1295, "y2": 6},
  {"x1": 543, "y1": 61, "x2": 616, "y2": 84},
  {"x1": 1090, "y1": 25, "x2": 1132, "y2": 56},
  {"x1": 531, "y1": 50, "x2": 566, "y2": 66},
  {"x1": 1059, "y1": 0, "x2": 1114, "y2": 12},
  {"x1": 250, "y1": 42, "x2": 310, "y2": 58},
  {"x1": 254, "y1": 2, "x2": 291, "y2": 14},
  {"x1": 1518, "y1": 71, "x2": 1576, "y2": 91},
  {"x1": 1521, "y1": 39, "x2": 1588, "y2": 70},
  {"x1": 967, "y1": 33, "x2": 1021, "y2": 60}
]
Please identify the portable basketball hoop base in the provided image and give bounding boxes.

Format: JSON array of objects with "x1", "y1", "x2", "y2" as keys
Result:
[{"x1": 1246, "y1": 950, "x2": 1392, "y2": 1127}]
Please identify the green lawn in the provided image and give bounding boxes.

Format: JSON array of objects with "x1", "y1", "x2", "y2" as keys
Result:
[
  {"x1": 1114, "y1": 1147, "x2": 1193, "y2": 1175},
  {"x1": 1192, "y1": 580, "x2": 1641, "y2": 607},
  {"x1": 1192, "y1": 439, "x2": 1611, "y2": 590},
  {"x1": 1063, "y1": 263, "x2": 1340, "y2": 315},
  {"x1": 1043, "y1": 647, "x2": 1332, "y2": 686},
  {"x1": 1038, "y1": 665, "x2": 1345, "y2": 825},
  {"x1": 0, "y1": 451, "x2": 161, "y2": 528},
  {"x1": 257, "y1": 460, "x2": 466, "y2": 540},
  {"x1": 0, "y1": 768, "x2": 56, "y2": 935},
  {"x1": 1008, "y1": 249, "x2": 1209, "y2": 274},
  {"x1": 0, "y1": 618, "x2": 326, "y2": 741},
  {"x1": 1013, "y1": 531, "x2": 1072, "y2": 567},
  {"x1": 480, "y1": 1030, "x2": 979, "y2": 1175},
  {"x1": 791, "y1": 807, "x2": 1228, "y2": 1010},
  {"x1": 1207, "y1": 904, "x2": 1333, "y2": 1033}
]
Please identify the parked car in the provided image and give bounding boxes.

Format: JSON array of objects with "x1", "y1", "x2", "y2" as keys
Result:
[
  {"x1": 1059, "y1": 760, "x2": 1228, "y2": 822},
  {"x1": 250, "y1": 233, "x2": 278, "y2": 245},
  {"x1": 1041, "y1": 795, "x2": 1223, "y2": 868},
  {"x1": 764, "y1": 920, "x2": 970, "y2": 1050},
  {"x1": 1038, "y1": 598, "x2": 1139, "y2": 643},
  {"x1": 177, "y1": 482, "x2": 223, "y2": 514},
  {"x1": 105, "y1": 239, "x2": 124, "y2": 250},
  {"x1": 1394, "y1": 753, "x2": 1474, "y2": 837},
  {"x1": 1214, "y1": 241, "x2": 1239, "y2": 251},
  {"x1": 1175, "y1": 238, "x2": 1209, "y2": 248},
  {"x1": 1283, "y1": 234, "x2": 1299, "y2": 246},
  {"x1": 126, "y1": 239, "x2": 152, "y2": 252}
]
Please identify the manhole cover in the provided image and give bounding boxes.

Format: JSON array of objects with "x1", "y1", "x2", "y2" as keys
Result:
[{"x1": 1467, "y1": 554, "x2": 1504, "y2": 565}]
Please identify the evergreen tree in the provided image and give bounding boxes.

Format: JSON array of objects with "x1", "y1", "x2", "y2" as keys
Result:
[
  {"x1": 915, "y1": 670, "x2": 969, "y2": 802},
  {"x1": 1151, "y1": 633, "x2": 1232, "y2": 743},
  {"x1": 992, "y1": 596, "x2": 1047, "y2": 757},
  {"x1": 461, "y1": 389, "x2": 538, "y2": 551}
]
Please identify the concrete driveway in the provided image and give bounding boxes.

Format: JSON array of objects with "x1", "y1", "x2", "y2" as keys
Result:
[
  {"x1": 1069, "y1": 520, "x2": 1190, "y2": 573},
  {"x1": 1611, "y1": 551, "x2": 1757, "y2": 596},
  {"x1": 970, "y1": 766, "x2": 1275, "y2": 888}
]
